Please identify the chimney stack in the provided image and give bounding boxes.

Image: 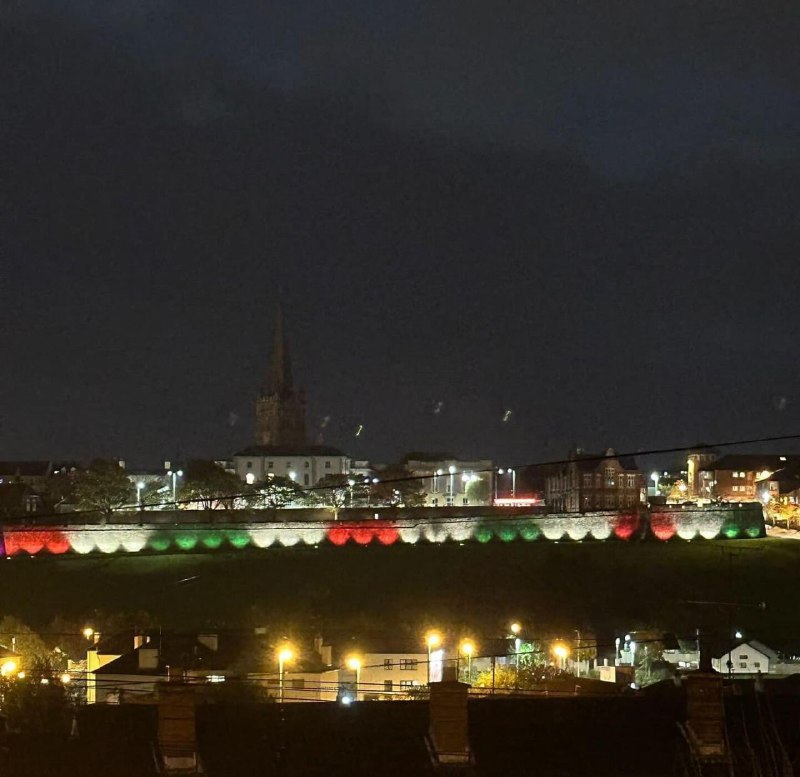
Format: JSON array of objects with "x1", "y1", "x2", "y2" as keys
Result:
[{"x1": 428, "y1": 673, "x2": 472, "y2": 766}]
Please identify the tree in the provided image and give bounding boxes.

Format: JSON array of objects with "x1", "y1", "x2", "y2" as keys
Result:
[
  {"x1": 0, "y1": 617, "x2": 51, "y2": 667},
  {"x1": 370, "y1": 466, "x2": 427, "y2": 507},
  {"x1": 466, "y1": 475, "x2": 492, "y2": 505},
  {"x1": 247, "y1": 477, "x2": 303, "y2": 509},
  {"x1": 179, "y1": 460, "x2": 243, "y2": 510},
  {"x1": 72, "y1": 459, "x2": 134, "y2": 518},
  {"x1": 0, "y1": 658, "x2": 73, "y2": 736},
  {"x1": 309, "y1": 474, "x2": 352, "y2": 509}
]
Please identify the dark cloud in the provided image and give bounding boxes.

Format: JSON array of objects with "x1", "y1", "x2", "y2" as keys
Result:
[{"x1": 1, "y1": 2, "x2": 799, "y2": 466}]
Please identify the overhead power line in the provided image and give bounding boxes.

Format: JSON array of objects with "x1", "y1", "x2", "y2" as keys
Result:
[{"x1": 6, "y1": 431, "x2": 799, "y2": 522}]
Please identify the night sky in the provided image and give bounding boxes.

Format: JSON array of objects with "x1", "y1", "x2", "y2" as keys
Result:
[{"x1": 2, "y1": 1, "x2": 799, "y2": 468}]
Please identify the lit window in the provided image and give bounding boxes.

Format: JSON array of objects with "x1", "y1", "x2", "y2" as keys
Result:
[
  {"x1": 207, "y1": 675, "x2": 225, "y2": 683},
  {"x1": 583, "y1": 474, "x2": 592, "y2": 487},
  {"x1": 732, "y1": 472, "x2": 739, "y2": 479},
  {"x1": 400, "y1": 680, "x2": 414, "y2": 689},
  {"x1": 400, "y1": 659, "x2": 418, "y2": 671},
  {"x1": 605, "y1": 494, "x2": 615, "y2": 508},
  {"x1": 384, "y1": 659, "x2": 393, "y2": 670},
  {"x1": 605, "y1": 467, "x2": 615, "y2": 487},
  {"x1": 627, "y1": 474, "x2": 636, "y2": 488}
]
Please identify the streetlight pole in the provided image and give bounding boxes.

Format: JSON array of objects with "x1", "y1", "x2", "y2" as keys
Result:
[
  {"x1": 509, "y1": 468, "x2": 516, "y2": 499},
  {"x1": 510, "y1": 622, "x2": 521, "y2": 687},
  {"x1": 167, "y1": 470, "x2": 183, "y2": 507},
  {"x1": 137, "y1": 481, "x2": 145, "y2": 510},
  {"x1": 448, "y1": 465, "x2": 456, "y2": 505},
  {"x1": 278, "y1": 646, "x2": 294, "y2": 704},
  {"x1": 346, "y1": 656, "x2": 362, "y2": 701},
  {"x1": 426, "y1": 632, "x2": 441, "y2": 685}
]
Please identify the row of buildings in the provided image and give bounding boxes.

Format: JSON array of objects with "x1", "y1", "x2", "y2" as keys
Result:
[{"x1": 3, "y1": 310, "x2": 799, "y2": 515}]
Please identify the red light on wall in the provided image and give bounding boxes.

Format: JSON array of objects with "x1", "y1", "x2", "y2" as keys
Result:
[
  {"x1": 351, "y1": 525, "x2": 374, "y2": 545},
  {"x1": 375, "y1": 526, "x2": 399, "y2": 545},
  {"x1": 327, "y1": 526, "x2": 350, "y2": 546},
  {"x1": 612, "y1": 514, "x2": 639, "y2": 541},
  {"x1": 4, "y1": 530, "x2": 69, "y2": 555},
  {"x1": 650, "y1": 514, "x2": 676, "y2": 541}
]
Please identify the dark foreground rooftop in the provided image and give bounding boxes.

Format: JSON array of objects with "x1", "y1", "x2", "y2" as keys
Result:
[{"x1": 5, "y1": 679, "x2": 800, "y2": 776}]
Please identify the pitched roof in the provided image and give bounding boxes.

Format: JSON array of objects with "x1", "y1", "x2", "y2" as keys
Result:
[
  {"x1": 0, "y1": 461, "x2": 52, "y2": 477},
  {"x1": 234, "y1": 444, "x2": 346, "y2": 457},
  {"x1": 570, "y1": 451, "x2": 639, "y2": 472}
]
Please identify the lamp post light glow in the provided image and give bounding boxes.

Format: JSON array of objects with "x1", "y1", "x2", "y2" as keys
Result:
[
  {"x1": 508, "y1": 468, "x2": 516, "y2": 498},
  {"x1": 460, "y1": 640, "x2": 475, "y2": 682},
  {"x1": 136, "y1": 481, "x2": 145, "y2": 510},
  {"x1": 651, "y1": 472, "x2": 659, "y2": 495},
  {"x1": 552, "y1": 642, "x2": 569, "y2": 670},
  {"x1": 277, "y1": 645, "x2": 295, "y2": 704},
  {"x1": 426, "y1": 632, "x2": 442, "y2": 685},
  {"x1": 0, "y1": 659, "x2": 18, "y2": 677},
  {"x1": 346, "y1": 655, "x2": 362, "y2": 700},
  {"x1": 82, "y1": 627, "x2": 94, "y2": 641}
]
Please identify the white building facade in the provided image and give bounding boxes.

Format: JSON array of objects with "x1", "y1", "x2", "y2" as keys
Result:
[
  {"x1": 233, "y1": 445, "x2": 349, "y2": 488},
  {"x1": 404, "y1": 457, "x2": 494, "y2": 507},
  {"x1": 712, "y1": 641, "x2": 778, "y2": 675}
]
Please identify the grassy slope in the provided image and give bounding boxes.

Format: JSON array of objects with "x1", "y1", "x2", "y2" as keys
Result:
[{"x1": 2, "y1": 538, "x2": 798, "y2": 642}]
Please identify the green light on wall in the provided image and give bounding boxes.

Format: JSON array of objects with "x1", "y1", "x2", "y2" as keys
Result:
[
  {"x1": 202, "y1": 533, "x2": 224, "y2": 549},
  {"x1": 497, "y1": 526, "x2": 517, "y2": 542},
  {"x1": 519, "y1": 524, "x2": 541, "y2": 541},
  {"x1": 746, "y1": 525, "x2": 762, "y2": 538},
  {"x1": 722, "y1": 522, "x2": 741, "y2": 539},
  {"x1": 475, "y1": 527, "x2": 494, "y2": 544},
  {"x1": 176, "y1": 533, "x2": 199, "y2": 551},
  {"x1": 226, "y1": 530, "x2": 250, "y2": 549},
  {"x1": 149, "y1": 534, "x2": 172, "y2": 552}
]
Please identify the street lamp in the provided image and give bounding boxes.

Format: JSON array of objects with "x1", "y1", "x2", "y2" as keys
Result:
[
  {"x1": 136, "y1": 481, "x2": 145, "y2": 510},
  {"x1": 425, "y1": 631, "x2": 442, "y2": 685},
  {"x1": 289, "y1": 471, "x2": 298, "y2": 482},
  {"x1": 460, "y1": 640, "x2": 475, "y2": 683},
  {"x1": 82, "y1": 627, "x2": 95, "y2": 641},
  {"x1": 346, "y1": 655, "x2": 362, "y2": 701},
  {"x1": 650, "y1": 472, "x2": 659, "y2": 496},
  {"x1": 277, "y1": 645, "x2": 294, "y2": 704},
  {"x1": 552, "y1": 642, "x2": 569, "y2": 670},
  {"x1": 167, "y1": 469, "x2": 183, "y2": 506},
  {"x1": 509, "y1": 622, "x2": 522, "y2": 683},
  {"x1": 0, "y1": 659, "x2": 18, "y2": 677},
  {"x1": 448, "y1": 466, "x2": 456, "y2": 503},
  {"x1": 508, "y1": 468, "x2": 516, "y2": 499}
]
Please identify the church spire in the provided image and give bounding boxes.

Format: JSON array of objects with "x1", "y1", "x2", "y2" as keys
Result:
[
  {"x1": 255, "y1": 305, "x2": 307, "y2": 446},
  {"x1": 268, "y1": 304, "x2": 293, "y2": 397}
]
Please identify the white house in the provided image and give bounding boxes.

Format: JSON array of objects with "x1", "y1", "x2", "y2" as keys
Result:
[
  {"x1": 712, "y1": 640, "x2": 778, "y2": 675},
  {"x1": 233, "y1": 445, "x2": 349, "y2": 488}
]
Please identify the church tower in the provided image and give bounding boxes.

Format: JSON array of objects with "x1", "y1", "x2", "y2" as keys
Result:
[{"x1": 255, "y1": 307, "x2": 307, "y2": 446}]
